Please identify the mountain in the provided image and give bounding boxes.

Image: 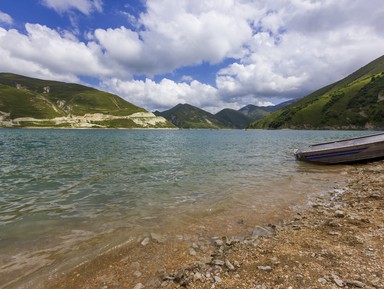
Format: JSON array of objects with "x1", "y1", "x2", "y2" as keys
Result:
[
  {"x1": 155, "y1": 100, "x2": 295, "y2": 129},
  {"x1": 272, "y1": 99, "x2": 297, "y2": 110},
  {"x1": 238, "y1": 99, "x2": 296, "y2": 120},
  {"x1": 154, "y1": 103, "x2": 235, "y2": 129},
  {"x1": 0, "y1": 73, "x2": 174, "y2": 128},
  {"x1": 248, "y1": 55, "x2": 384, "y2": 129},
  {"x1": 238, "y1": 104, "x2": 271, "y2": 120},
  {"x1": 215, "y1": 108, "x2": 254, "y2": 129}
]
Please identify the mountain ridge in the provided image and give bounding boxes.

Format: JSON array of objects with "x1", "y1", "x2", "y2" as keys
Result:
[
  {"x1": 154, "y1": 103, "x2": 235, "y2": 129},
  {"x1": 155, "y1": 101, "x2": 294, "y2": 129},
  {"x1": 0, "y1": 73, "x2": 175, "y2": 129},
  {"x1": 215, "y1": 108, "x2": 254, "y2": 129}
]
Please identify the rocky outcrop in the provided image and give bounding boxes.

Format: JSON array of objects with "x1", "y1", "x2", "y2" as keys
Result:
[{"x1": 0, "y1": 111, "x2": 171, "y2": 129}]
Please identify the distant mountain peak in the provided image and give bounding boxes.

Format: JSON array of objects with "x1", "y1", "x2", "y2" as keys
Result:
[{"x1": 156, "y1": 103, "x2": 234, "y2": 129}]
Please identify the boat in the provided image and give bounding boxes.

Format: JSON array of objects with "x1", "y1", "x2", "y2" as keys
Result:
[{"x1": 294, "y1": 133, "x2": 384, "y2": 164}]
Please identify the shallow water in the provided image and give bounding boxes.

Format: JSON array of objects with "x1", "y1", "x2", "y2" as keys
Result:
[{"x1": 0, "y1": 129, "x2": 372, "y2": 288}]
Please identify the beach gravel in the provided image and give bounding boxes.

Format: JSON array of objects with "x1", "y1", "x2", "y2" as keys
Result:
[{"x1": 49, "y1": 161, "x2": 384, "y2": 289}]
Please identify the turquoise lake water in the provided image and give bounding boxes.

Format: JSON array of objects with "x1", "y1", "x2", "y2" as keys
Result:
[{"x1": 0, "y1": 129, "x2": 373, "y2": 288}]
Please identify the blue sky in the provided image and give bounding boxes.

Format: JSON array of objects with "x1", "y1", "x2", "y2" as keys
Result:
[{"x1": 0, "y1": 0, "x2": 383, "y2": 113}]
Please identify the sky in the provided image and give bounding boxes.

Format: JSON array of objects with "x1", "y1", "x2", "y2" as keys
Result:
[{"x1": 0, "y1": 0, "x2": 383, "y2": 113}]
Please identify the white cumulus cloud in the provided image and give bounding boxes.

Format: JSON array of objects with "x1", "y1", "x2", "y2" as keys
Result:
[
  {"x1": 0, "y1": 11, "x2": 13, "y2": 25},
  {"x1": 101, "y1": 78, "x2": 221, "y2": 113},
  {"x1": 215, "y1": 0, "x2": 384, "y2": 103},
  {"x1": 41, "y1": 0, "x2": 103, "y2": 15},
  {"x1": 91, "y1": 0, "x2": 259, "y2": 76},
  {"x1": 0, "y1": 24, "x2": 108, "y2": 81}
]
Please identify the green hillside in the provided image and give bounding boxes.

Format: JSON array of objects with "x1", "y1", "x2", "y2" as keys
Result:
[
  {"x1": 238, "y1": 104, "x2": 271, "y2": 120},
  {"x1": 155, "y1": 103, "x2": 235, "y2": 129},
  {"x1": 215, "y1": 108, "x2": 253, "y2": 129},
  {"x1": 0, "y1": 73, "x2": 173, "y2": 128},
  {"x1": 248, "y1": 55, "x2": 384, "y2": 129}
]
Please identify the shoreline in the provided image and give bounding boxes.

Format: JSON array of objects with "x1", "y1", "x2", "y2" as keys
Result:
[{"x1": 45, "y1": 161, "x2": 384, "y2": 289}]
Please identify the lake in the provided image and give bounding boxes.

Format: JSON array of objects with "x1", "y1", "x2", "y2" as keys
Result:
[{"x1": 0, "y1": 129, "x2": 372, "y2": 288}]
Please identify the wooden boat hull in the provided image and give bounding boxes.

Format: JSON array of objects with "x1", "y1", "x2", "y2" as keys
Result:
[{"x1": 294, "y1": 133, "x2": 384, "y2": 164}]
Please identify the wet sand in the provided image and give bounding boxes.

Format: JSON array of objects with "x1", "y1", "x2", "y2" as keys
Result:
[{"x1": 41, "y1": 161, "x2": 384, "y2": 288}]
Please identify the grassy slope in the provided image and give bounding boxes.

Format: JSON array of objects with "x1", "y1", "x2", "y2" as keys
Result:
[
  {"x1": 0, "y1": 73, "x2": 145, "y2": 119},
  {"x1": 248, "y1": 55, "x2": 384, "y2": 129},
  {"x1": 0, "y1": 84, "x2": 63, "y2": 119},
  {"x1": 215, "y1": 108, "x2": 253, "y2": 129}
]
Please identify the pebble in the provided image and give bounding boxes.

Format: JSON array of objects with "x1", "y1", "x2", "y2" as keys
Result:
[
  {"x1": 214, "y1": 275, "x2": 222, "y2": 283},
  {"x1": 293, "y1": 214, "x2": 302, "y2": 221},
  {"x1": 133, "y1": 283, "x2": 144, "y2": 289},
  {"x1": 252, "y1": 226, "x2": 273, "y2": 238},
  {"x1": 189, "y1": 248, "x2": 197, "y2": 256},
  {"x1": 150, "y1": 233, "x2": 167, "y2": 243},
  {"x1": 332, "y1": 274, "x2": 344, "y2": 287},
  {"x1": 318, "y1": 277, "x2": 327, "y2": 284},
  {"x1": 192, "y1": 242, "x2": 199, "y2": 249},
  {"x1": 225, "y1": 259, "x2": 235, "y2": 271},
  {"x1": 140, "y1": 237, "x2": 150, "y2": 246},
  {"x1": 227, "y1": 237, "x2": 241, "y2": 246},
  {"x1": 193, "y1": 272, "x2": 202, "y2": 281},
  {"x1": 175, "y1": 269, "x2": 185, "y2": 282},
  {"x1": 214, "y1": 239, "x2": 224, "y2": 247},
  {"x1": 344, "y1": 280, "x2": 366, "y2": 288},
  {"x1": 368, "y1": 193, "x2": 381, "y2": 199},
  {"x1": 257, "y1": 265, "x2": 272, "y2": 271},
  {"x1": 270, "y1": 257, "x2": 280, "y2": 265},
  {"x1": 334, "y1": 210, "x2": 345, "y2": 218},
  {"x1": 212, "y1": 259, "x2": 225, "y2": 266},
  {"x1": 199, "y1": 256, "x2": 213, "y2": 264}
]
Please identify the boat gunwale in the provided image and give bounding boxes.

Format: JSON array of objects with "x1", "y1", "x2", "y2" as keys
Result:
[
  {"x1": 297, "y1": 133, "x2": 384, "y2": 154},
  {"x1": 309, "y1": 132, "x2": 384, "y2": 147}
]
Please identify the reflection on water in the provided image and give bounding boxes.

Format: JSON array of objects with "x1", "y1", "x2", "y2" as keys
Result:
[{"x1": 0, "y1": 129, "x2": 372, "y2": 288}]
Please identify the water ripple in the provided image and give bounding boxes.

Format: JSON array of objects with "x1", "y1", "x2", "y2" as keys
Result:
[{"x1": 0, "y1": 129, "x2": 372, "y2": 287}]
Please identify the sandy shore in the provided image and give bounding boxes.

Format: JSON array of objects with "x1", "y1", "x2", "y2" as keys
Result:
[{"x1": 48, "y1": 161, "x2": 384, "y2": 289}]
